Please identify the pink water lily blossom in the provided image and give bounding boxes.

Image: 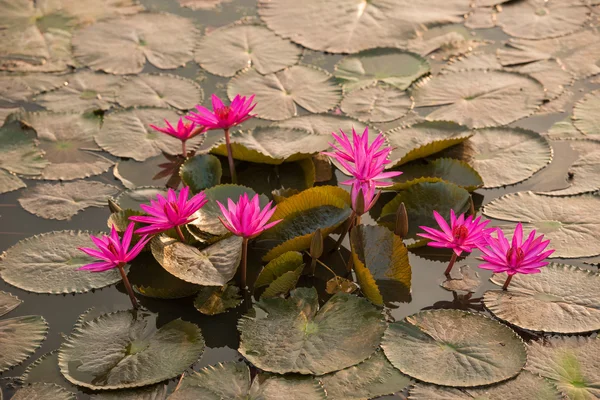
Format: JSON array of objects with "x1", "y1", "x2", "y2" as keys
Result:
[
  {"x1": 150, "y1": 117, "x2": 206, "y2": 156},
  {"x1": 187, "y1": 94, "x2": 256, "y2": 131},
  {"x1": 217, "y1": 193, "x2": 281, "y2": 239},
  {"x1": 479, "y1": 223, "x2": 554, "y2": 289},
  {"x1": 128, "y1": 186, "x2": 208, "y2": 241}
]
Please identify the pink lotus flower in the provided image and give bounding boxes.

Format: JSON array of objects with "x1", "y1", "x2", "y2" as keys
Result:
[
  {"x1": 128, "y1": 186, "x2": 208, "y2": 241},
  {"x1": 187, "y1": 94, "x2": 256, "y2": 131},
  {"x1": 78, "y1": 223, "x2": 150, "y2": 272},
  {"x1": 150, "y1": 117, "x2": 206, "y2": 155},
  {"x1": 352, "y1": 183, "x2": 380, "y2": 215},
  {"x1": 479, "y1": 223, "x2": 554, "y2": 289},
  {"x1": 217, "y1": 193, "x2": 281, "y2": 239}
]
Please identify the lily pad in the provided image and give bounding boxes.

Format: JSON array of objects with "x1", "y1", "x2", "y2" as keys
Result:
[
  {"x1": 0, "y1": 290, "x2": 21, "y2": 317},
  {"x1": 11, "y1": 383, "x2": 75, "y2": 400},
  {"x1": 115, "y1": 186, "x2": 169, "y2": 212},
  {"x1": 58, "y1": 310, "x2": 205, "y2": 390},
  {"x1": 169, "y1": 361, "x2": 326, "y2": 399},
  {"x1": 90, "y1": 384, "x2": 168, "y2": 400},
  {"x1": 382, "y1": 310, "x2": 527, "y2": 387},
  {"x1": 484, "y1": 264, "x2": 600, "y2": 334},
  {"x1": 441, "y1": 265, "x2": 481, "y2": 293},
  {"x1": 526, "y1": 336, "x2": 600, "y2": 400},
  {"x1": 73, "y1": 13, "x2": 197, "y2": 74},
  {"x1": 350, "y1": 225, "x2": 411, "y2": 306},
  {"x1": 117, "y1": 74, "x2": 203, "y2": 110},
  {"x1": 385, "y1": 121, "x2": 473, "y2": 168},
  {"x1": 193, "y1": 284, "x2": 242, "y2": 315},
  {"x1": 96, "y1": 108, "x2": 204, "y2": 161},
  {"x1": 483, "y1": 191, "x2": 600, "y2": 258},
  {"x1": 35, "y1": 71, "x2": 122, "y2": 112},
  {"x1": 227, "y1": 65, "x2": 342, "y2": 121},
  {"x1": 320, "y1": 351, "x2": 412, "y2": 400},
  {"x1": 0, "y1": 169, "x2": 26, "y2": 194},
  {"x1": 238, "y1": 287, "x2": 386, "y2": 375},
  {"x1": 340, "y1": 86, "x2": 413, "y2": 123},
  {"x1": 21, "y1": 112, "x2": 114, "y2": 180},
  {"x1": 0, "y1": 74, "x2": 64, "y2": 103},
  {"x1": 497, "y1": 0, "x2": 589, "y2": 40},
  {"x1": 21, "y1": 351, "x2": 77, "y2": 391},
  {"x1": 236, "y1": 158, "x2": 316, "y2": 195},
  {"x1": 0, "y1": 230, "x2": 123, "y2": 294},
  {"x1": 573, "y1": 89, "x2": 600, "y2": 136},
  {"x1": 18, "y1": 181, "x2": 119, "y2": 220},
  {"x1": 195, "y1": 23, "x2": 301, "y2": 77},
  {"x1": 378, "y1": 182, "x2": 471, "y2": 241},
  {"x1": 409, "y1": 371, "x2": 561, "y2": 399},
  {"x1": 274, "y1": 114, "x2": 369, "y2": 136},
  {"x1": 412, "y1": 70, "x2": 545, "y2": 128},
  {"x1": 255, "y1": 186, "x2": 352, "y2": 261},
  {"x1": 387, "y1": 158, "x2": 483, "y2": 191},
  {"x1": 333, "y1": 48, "x2": 430, "y2": 92},
  {"x1": 257, "y1": 0, "x2": 470, "y2": 53},
  {"x1": 180, "y1": 154, "x2": 222, "y2": 193},
  {"x1": 255, "y1": 251, "x2": 305, "y2": 299},
  {"x1": 0, "y1": 118, "x2": 48, "y2": 178},
  {"x1": 0, "y1": 315, "x2": 48, "y2": 372},
  {"x1": 177, "y1": 0, "x2": 232, "y2": 10},
  {"x1": 151, "y1": 235, "x2": 243, "y2": 286}
]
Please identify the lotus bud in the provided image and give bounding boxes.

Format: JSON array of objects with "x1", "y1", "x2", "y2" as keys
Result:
[
  {"x1": 108, "y1": 198, "x2": 122, "y2": 214},
  {"x1": 310, "y1": 228, "x2": 324, "y2": 259},
  {"x1": 394, "y1": 202, "x2": 408, "y2": 238}
]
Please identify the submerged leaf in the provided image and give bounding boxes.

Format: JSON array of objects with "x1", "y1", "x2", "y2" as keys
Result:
[
  {"x1": 0, "y1": 290, "x2": 21, "y2": 317},
  {"x1": 180, "y1": 154, "x2": 222, "y2": 193},
  {"x1": 387, "y1": 158, "x2": 483, "y2": 191},
  {"x1": 11, "y1": 383, "x2": 75, "y2": 400},
  {"x1": 193, "y1": 284, "x2": 242, "y2": 315},
  {"x1": 0, "y1": 315, "x2": 48, "y2": 373},
  {"x1": 117, "y1": 74, "x2": 203, "y2": 110},
  {"x1": 340, "y1": 86, "x2": 413, "y2": 123}
]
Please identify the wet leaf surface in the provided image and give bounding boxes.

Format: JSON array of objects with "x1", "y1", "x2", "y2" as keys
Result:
[
  {"x1": 179, "y1": 154, "x2": 222, "y2": 193},
  {"x1": 340, "y1": 86, "x2": 413, "y2": 123}
]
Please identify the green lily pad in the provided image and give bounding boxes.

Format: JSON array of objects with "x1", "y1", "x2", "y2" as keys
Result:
[
  {"x1": 236, "y1": 158, "x2": 316, "y2": 196},
  {"x1": 0, "y1": 169, "x2": 26, "y2": 194},
  {"x1": 117, "y1": 74, "x2": 203, "y2": 110},
  {"x1": 350, "y1": 225, "x2": 411, "y2": 306},
  {"x1": 412, "y1": 70, "x2": 545, "y2": 128},
  {"x1": 90, "y1": 384, "x2": 168, "y2": 400},
  {"x1": 0, "y1": 290, "x2": 21, "y2": 317},
  {"x1": 387, "y1": 158, "x2": 483, "y2": 191},
  {"x1": 169, "y1": 361, "x2": 326, "y2": 399},
  {"x1": 73, "y1": 13, "x2": 197, "y2": 75},
  {"x1": 484, "y1": 264, "x2": 600, "y2": 334},
  {"x1": 195, "y1": 23, "x2": 301, "y2": 77},
  {"x1": 11, "y1": 383, "x2": 75, "y2": 400},
  {"x1": 238, "y1": 287, "x2": 386, "y2": 375},
  {"x1": 128, "y1": 253, "x2": 200, "y2": 299},
  {"x1": 115, "y1": 186, "x2": 169, "y2": 212},
  {"x1": 107, "y1": 209, "x2": 145, "y2": 234},
  {"x1": 378, "y1": 182, "x2": 471, "y2": 241},
  {"x1": 0, "y1": 118, "x2": 48, "y2": 178},
  {"x1": 255, "y1": 186, "x2": 351, "y2": 261},
  {"x1": 334, "y1": 48, "x2": 430, "y2": 92},
  {"x1": 193, "y1": 284, "x2": 242, "y2": 315},
  {"x1": 382, "y1": 310, "x2": 527, "y2": 387},
  {"x1": 18, "y1": 181, "x2": 119, "y2": 220},
  {"x1": 0, "y1": 315, "x2": 48, "y2": 372},
  {"x1": 340, "y1": 85, "x2": 413, "y2": 123},
  {"x1": 385, "y1": 121, "x2": 473, "y2": 168},
  {"x1": 526, "y1": 336, "x2": 600, "y2": 400},
  {"x1": 320, "y1": 351, "x2": 412, "y2": 400},
  {"x1": 58, "y1": 310, "x2": 205, "y2": 390},
  {"x1": 151, "y1": 234, "x2": 243, "y2": 286},
  {"x1": 255, "y1": 251, "x2": 303, "y2": 288},
  {"x1": 180, "y1": 154, "x2": 222, "y2": 193},
  {"x1": 483, "y1": 191, "x2": 600, "y2": 258},
  {"x1": 573, "y1": 89, "x2": 600, "y2": 136},
  {"x1": 274, "y1": 114, "x2": 369, "y2": 136},
  {"x1": 0, "y1": 230, "x2": 123, "y2": 294},
  {"x1": 227, "y1": 65, "x2": 342, "y2": 121},
  {"x1": 409, "y1": 371, "x2": 561, "y2": 399}
]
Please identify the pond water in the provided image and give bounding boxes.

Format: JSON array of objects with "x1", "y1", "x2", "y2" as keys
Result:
[{"x1": 1, "y1": 0, "x2": 599, "y2": 399}]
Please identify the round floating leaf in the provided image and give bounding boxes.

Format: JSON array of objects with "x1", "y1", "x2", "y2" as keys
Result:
[
  {"x1": 0, "y1": 290, "x2": 21, "y2": 317},
  {"x1": 0, "y1": 118, "x2": 47, "y2": 177},
  {"x1": 128, "y1": 253, "x2": 200, "y2": 299},
  {"x1": 255, "y1": 251, "x2": 303, "y2": 288},
  {"x1": 484, "y1": 264, "x2": 600, "y2": 334},
  {"x1": 441, "y1": 265, "x2": 481, "y2": 293},
  {"x1": 238, "y1": 287, "x2": 386, "y2": 375},
  {"x1": 545, "y1": 119, "x2": 584, "y2": 140},
  {"x1": 526, "y1": 336, "x2": 600, "y2": 400},
  {"x1": 90, "y1": 384, "x2": 168, "y2": 400},
  {"x1": 193, "y1": 284, "x2": 242, "y2": 315},
  {"x1": 18, "y1": 181, "x2": 119, "y2": 220},
  {"x1": 210, "y1": 126, "x2": 330, "y2": 164},
  {"x1": 180, "y1": 154, "x2": 222, "y2": 193},
  {"x1": 385, "y1": 121, "x2": 473, "y2": 168},
  {"x1": 151, "y1": 235, "x2": 243, "y2": 286},
  {"x1": 340, "y1": 86, "x2": 413, "y2": 123},
  {"x1": 58, "y1": 310, "x2": 205, "y2": 390},
  {"x1": 195, "y1": 23, "x2": 301, "y2": 77},
  {"x1": 115, "y1": 186, "x2": 169, "y2": 211},
  {"x1": 96, "y1": 108, "x2": 204, "y2": 161},
  {"x1": 378, "y1": 182, "x2": 471, "y2": 241},
  {"x1": 257, "y1": 0, "x2": 470, "y2": 53},
  {"x1": 35, "y1": 71, "x2": 122, "y2": 112},
  {"x1": 12, "y1": 383, "x2": 75, "y2": 400},
  {"x1": 321, "y1": 351, "x2": 412, "y2": 400},
  {"x1": 274, "y1": 114, "x2": 369, "y2": 136},
  {"x1": 0, "y1": 315, "x2": 48, "y2": 372},
  {"x1": 227, "y1": 65, "x2": 342, "y2": 121},
  {"x1": 73, "y1": 13, "x2": 198, "y2": 74},
  {"x1": 412, "y1": 70, "x2": 545, "y2": 128},
  {"x1": 388, "y1": 158, "x2": 483, "y2": 191},
  {"x1": 0, "y1": 74, "x2": 64, "y2": 103},
  {"x1": 334, "y1": 48, "x2": 430, "y2": 92},
  {"x1": 483, "y1": 191, "x2": 600, "y2": 258},
  {"x1": 255, "y1": 186, "x2": 351, "y2": 261},
  {"x1": 382, "y1": 310, "x2": 526, "y2": 387},
  {"x1": 350, "y1": 225, "x2": 411, "y2": 306},
  {"x1": 117, "y1": 74, "x2": 203, "y2": 110},
  {"x1": 409, "y1": 371, "x2": 561, "y2": 400},
  {"x1": 22, "y1": 112, "x2": 114, "y2": 180},
  {"x1": 0, "y1": 169, "x2": 25, "y2": 194},
  {"x1": 497, "y1": 0, "x2": 589, "y2": 40},
  {"x1": 573, "y1": 89, "x2": 600, "y2": 136},
  {"x1": 0, "y1": 230, "x2": 123, "y2": 294}
]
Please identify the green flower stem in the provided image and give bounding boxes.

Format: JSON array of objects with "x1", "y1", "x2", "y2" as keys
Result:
[
  {"x1": 240, "y1": 237, "x2": 248, "y2": 290},
  {"x1": 117, "y1": 263, "x2": 138, "y2": 309},
  {"x1": 444, "y1": 252, "x2": 458, "y2": 276},
  {"x1": 175, "y1": 225, "x2": 186, "y2": 243},
  {"x1": 224, "y1": 128, "x2": 237, "y2": 184},
  {"x1": 182, "y1": 140, "x2": 187, "y2": 157}
]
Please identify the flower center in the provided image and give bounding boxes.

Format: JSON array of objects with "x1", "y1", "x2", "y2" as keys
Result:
[
  {"x1": 506, "y1": 247, "x2": 525, "y2": 267},
  {"x1": 452, "y1": 225, "x2": 469, "y2": 243},
  {"x1": 164, "y1": 202, "x2": 180, "y2": 220},
  {"x1": 215, "y1": 106, "x2": 231, "y2": 120},
  {"x1": 107, "y1": 242, "x2": 119, "y2": 257}
]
